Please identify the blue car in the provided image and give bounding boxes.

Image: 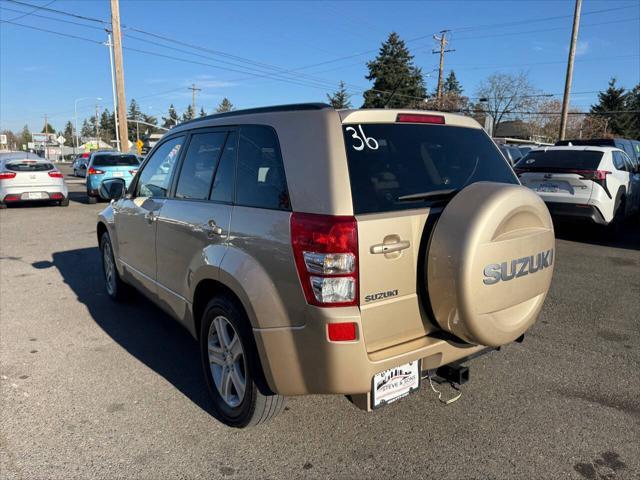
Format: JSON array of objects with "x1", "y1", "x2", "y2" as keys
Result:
[{"x1": 86, "y1": 152, "x2": 140, "y2": 204}]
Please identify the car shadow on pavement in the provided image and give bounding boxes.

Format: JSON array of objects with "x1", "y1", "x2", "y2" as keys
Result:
[
  {"x1": 553, "y1": 219, "x2": 640, "y2": 251},
  {"x1": 38, "y1": 247, "x2": 215, "y2": 416}
]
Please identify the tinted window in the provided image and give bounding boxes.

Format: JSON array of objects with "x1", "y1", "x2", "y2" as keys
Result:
[
  {"x1": 92, "y1": 154, "x2": 139, "y2": 167},
  {"x1": 136, "y1": 136, "x2": 183, "y2": 198},
  {"x1": 210, "y1": 132, "x2": 237, "y2": 203},
  {"x1": 175, "y1": 132, "x2": 226, "y2": 200},
  {"x1": 5, "y1": 162, "x2": 53, "y2": 172},
  {"x1": 236, "y1": 126, "x2": 289, "y2": 210},
  {"x1": 517, "y1": 150, "x2": 603, "y2": 170},
  {"x1": 344, "y1": 124, "x2": 517, "y2": 214}
]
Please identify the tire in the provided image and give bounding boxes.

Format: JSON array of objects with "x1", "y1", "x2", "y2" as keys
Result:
[
  {"x1": 609, "y1": 196, "x2": 626, "y2": 236},
  {"x1": 88, "y1": 195, "x2": 97, "y2": 204},
  {"x1": 199, "y1": 296, "x2": 286, "y2": 428},
  {"x1": 60, "y1": 197, "x2": 69, "y2": 207},
  {"x1": 0, "y1": 203, "x2": 6, "y2": 210},
  {"x1": 100, "y1": 232, "x2": 129, "y2": 301}
]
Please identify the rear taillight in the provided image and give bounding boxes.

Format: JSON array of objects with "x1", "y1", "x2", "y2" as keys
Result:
[
  {"x1": 48, "y1": 171, "x2": 64, "y2": 178},
  {"x1": 396, "y1": 113, "x2": 445, "y2": 124},
  {"x1": 50, "y1": 193, "x2": 64, "y2": 200},
  {"x1": 3, "y1": 194, "x2": 21, "y2": 202},
  {"x1": 291, "y1": 213, "x2": 358, "y2": 307},
  {"x1": 87, "y1": 167, "x2": 104, "y2": 175},
  {"x1": 327, "y1": 322, "x2": 357, "y2": 342},
  {"x1": 129, "y1": 169, "x2": 138, "y2": 176},
  {"x1": 82, "y1": 152, "x2": 89, "y2": 158},
  {"x1": 0, "y1": 172, "x2": 16, "y2": 180}
]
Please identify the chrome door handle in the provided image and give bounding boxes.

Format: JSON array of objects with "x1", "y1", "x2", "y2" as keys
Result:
[
  {"x1": 204, "y1": 219, "x2": 223, "y2": 236},
  {"x1": 144, "y1": 211, "x2": 157, "y2": 224},
  {"x1": 370, "y1": 240, "x2": 410, "y2": 254}
]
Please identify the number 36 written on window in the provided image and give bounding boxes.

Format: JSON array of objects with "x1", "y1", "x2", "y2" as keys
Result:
[{"x1": 346, "y1": 125, "x2": 379, "y2": 151}]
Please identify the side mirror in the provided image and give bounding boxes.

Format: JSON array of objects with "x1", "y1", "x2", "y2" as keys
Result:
[{"x1": 99, "y1": 178, "x2": 126, "y2": 201}]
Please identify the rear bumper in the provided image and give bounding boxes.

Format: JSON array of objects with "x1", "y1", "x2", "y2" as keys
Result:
[
  {"x1": 253, "y1": 308, "x2": 486, "y2": 396},
  {"x1": 1, "y1": 185, "x2": 68, "y2": 203},
  {"x1": 545, "y1": 201, "x2": 607, "y2": 225}
]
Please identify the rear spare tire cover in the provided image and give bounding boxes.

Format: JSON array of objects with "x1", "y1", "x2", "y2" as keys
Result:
[{"x1": 427, "y1": 182, "x2": 555, "y2": 347}]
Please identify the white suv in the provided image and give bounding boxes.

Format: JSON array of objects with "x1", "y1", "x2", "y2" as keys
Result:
[{"x1": 516, "y1": 146, "x2": 640, "y2": 225}]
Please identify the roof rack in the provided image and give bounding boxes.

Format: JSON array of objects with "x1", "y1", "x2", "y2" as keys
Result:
[{"x1": 179, "y1": 103, "x2": 333, "y2": 127}]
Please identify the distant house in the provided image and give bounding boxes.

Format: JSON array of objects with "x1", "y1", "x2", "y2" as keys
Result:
[
  {"x1": 141, "y1": 133, "x2": 164, "y2": 155},
  {"x1": 494, "y1": 120, "x2": 533, "y2": 139}
]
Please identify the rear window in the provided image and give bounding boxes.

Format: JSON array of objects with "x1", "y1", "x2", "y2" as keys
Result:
[
  {"x1": 516, "y1": 150, "x2": 603, "y2": 170},
  {"x1": 5, "y1": 162, "x2": 53, "y2": 172},
  {"x1": 92, "y1": 154, "x2": 139, "y2": 167},
  {"x1": 343, "y1": 124, "x2": 517, "y2": 214}
]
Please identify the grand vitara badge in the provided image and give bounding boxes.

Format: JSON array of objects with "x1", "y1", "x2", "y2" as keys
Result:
[{"x1": 482, "y1": 249, "x2": 554, "y2": 285}]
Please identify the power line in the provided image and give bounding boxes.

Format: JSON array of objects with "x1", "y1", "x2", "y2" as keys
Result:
[
  {"x1": 0, "y1": 5, "x2": 105, "y2": 30},
  {"x1": 0, "y1": 19, "x2": 103, "y2": 44},
  {"x1": 4, "y1": 0, "x2": 107, "y2": 24},
  {"x1": 1, "y1": 0, "x2": 56, "y2": 21}
]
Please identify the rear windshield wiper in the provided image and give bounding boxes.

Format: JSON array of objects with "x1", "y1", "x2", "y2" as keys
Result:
[{"x1": 396, "y1": 188, "x2": 459, "y2": 202}]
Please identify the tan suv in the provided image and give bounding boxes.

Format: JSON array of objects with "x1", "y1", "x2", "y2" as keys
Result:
[{"x1": 96, "y1": 104, "x2": 555, "y2": 428}]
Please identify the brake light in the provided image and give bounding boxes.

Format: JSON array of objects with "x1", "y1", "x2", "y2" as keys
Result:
[
  {"x1": 50, "y1": 193, "x2": 64, "y2": 200},
  {"x1": 48, "y1": 171, "x2": 64, "y2": 178},
  {"x1": 328, "y1": 322, "x2": 357, "y2": 342},
  {"x1": 129, "y1": 169, "x2": 138, "y2": 176},
  {"x1": 291, "y1": 213, "x2": 358, "y2": 307},
  {"x1": 3, "y1": 194, "x2": 21, "y2": 202},
  {"x1": 81, "y1": 152, "x2": 89, "y2": 158},
  {"x1": 87, "y1": 167, "x2": 105, "y2": 175},
  {"x1": 0, "y1": 172, "x2": 16, "y2": 180},
  {"x1": 396, "y1": 113, "x2": 445, "y2": 124}
]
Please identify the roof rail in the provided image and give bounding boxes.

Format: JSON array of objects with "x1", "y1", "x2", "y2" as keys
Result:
[{"x1": 178, "y1": 103, "x2": 333, "y2": 127}]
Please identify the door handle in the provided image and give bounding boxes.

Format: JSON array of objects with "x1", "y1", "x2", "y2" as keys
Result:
[
  {"x1": 370, "y1": 240, "x2": 410, "y2": 255},
  {"x1": 144, "y1": 211, "x2": 157, "y2": 224},
  {"x1": 204, "y1": 219, "x2": 224, "y2": 236}
]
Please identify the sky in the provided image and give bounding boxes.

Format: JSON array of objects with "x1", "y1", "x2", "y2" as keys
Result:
[{"x1": 1, "y1": 0, "x2": 639, "y2": 133}]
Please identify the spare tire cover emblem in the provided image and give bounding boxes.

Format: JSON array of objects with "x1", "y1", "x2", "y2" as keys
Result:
[{"x1": 483, "y1": 249, "x2": 554, "y2": 285}]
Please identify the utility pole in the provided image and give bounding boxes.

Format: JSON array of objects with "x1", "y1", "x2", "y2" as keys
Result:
[
  {"x1": 432, "y1": 30, "x2": 455, "y2": 102},
  {"x1": 189, "y1": 83, "x2": 201, "y2": 114},
  {"x1": 110, "y1": 0, "x2": 128, "y2": 151},
  {"x1": 95, "y1": 104, "x2": 100, "y2": 145},
  {"x1": 43, "y1": 114, "x2": 49, "y2": 160},
  {"x1": 559, "y1": 0, "x2": 582, "y2": 141}
]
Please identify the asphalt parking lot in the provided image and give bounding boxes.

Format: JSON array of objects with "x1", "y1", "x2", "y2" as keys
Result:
[{"x1": 1, "y1": 165, "x2": 639, "y2": 480}]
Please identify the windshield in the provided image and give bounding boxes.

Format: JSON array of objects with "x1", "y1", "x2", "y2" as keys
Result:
[
  {"x1": 516, "y1": 150, "x2": 603, "y2": 170},
  {"x1": 343, "y1": 124, "x2": 517, "y2": 214},
  {"x1": 92, "y1": 154, "x2": 139, "y2": 167},
  {"x1": 5, "y1": 162, "x2": 53, "y2": 172}
]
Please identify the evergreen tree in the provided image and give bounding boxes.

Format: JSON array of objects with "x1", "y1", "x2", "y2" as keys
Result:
[
  {"x1": 182, "y1": 105, "x2": 195, "y2": 122},
  {"x1": 199, "y1": 107, "x2": 207, "y2": 117},
  {"x1": 63, "y1": 121, "x2": 74, "y2": 146},
  {"x1": 590, "y1": 78, "x2": 627, "y2": 136},
  {"x1": 216, "y1": 98, "x2": 234, "y2": 113},
  {"x1": 100, "y1": 109, "x2": 116, "y2": 142},
  {"x1": 41, "y1": 122, "x2": 56, "y2": 134},
  {"x1": 127, "y1": 99, "x2": 143, "y2": 141},
  {"x1": 81, "y1": 118, "x2": 93, "y2": 138},
  {"x1": 623, "y1": 84, "x2": 639, "y2": 140},
  {"x1": 443, "y1": 71, "x2": 463, "y2": 95},
  {"x1": 162, "y1": 104, "x2": 179, "y2": 129},
  {"x1": 20, "y1": 124, "x2": 32, "y2": 144},
  {"x1": 326, "y1": 81, "x2": 352, "y2": 109},
  {"x1": 362, "y1": 32, "x2": 426, "y2": 109}
]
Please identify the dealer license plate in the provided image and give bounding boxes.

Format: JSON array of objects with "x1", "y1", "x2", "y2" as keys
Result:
[
  {"x1": 371, "y1": 360, "x2": 421, "y2": 409},
  {"x1": 537, "y1": 183, "x2": 559, "y2": 193},
  {"x1": 24, "y1": 192, "x2": 46, "y2": 200}
]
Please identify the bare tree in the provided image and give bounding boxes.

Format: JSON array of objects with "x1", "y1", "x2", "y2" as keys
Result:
[
  {"x1": 475, "y1": 72, "x2": 539, "y2": 133},
  {"x1": 528, "y1": 99, "x2": 582, "y2": 142}
]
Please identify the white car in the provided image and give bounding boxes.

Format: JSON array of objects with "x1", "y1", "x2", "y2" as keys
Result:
[
  {"x1": 0, "y1": 152, "x2": 69, "y2": 208},
  {"x1": 515, "y1": 146, "x2": 640, "y2": 225}
]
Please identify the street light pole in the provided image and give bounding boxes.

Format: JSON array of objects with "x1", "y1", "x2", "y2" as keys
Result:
[{"x1": 105, "y1": 31, "x2": 121, "y2": 151}]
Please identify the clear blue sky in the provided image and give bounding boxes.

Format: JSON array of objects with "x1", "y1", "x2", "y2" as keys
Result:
[{"x1": 1, "y1": 0, "x2": 638, "y2": 133}]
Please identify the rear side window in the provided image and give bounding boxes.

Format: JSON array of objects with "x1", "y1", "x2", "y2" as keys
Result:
[
  {"x1": 517, "y1": 150, "x2": 603, "y2": 170},
  {"x1": 236, "y1": 126, "x2": 290, "y2": 210},
  {"x1": 92, "y1": 154, "x2": 139, "y2": 167},
  {"x1": 5, "y1": 162, "x2": 53, "y2": 172},
  {"x1": 175, "y1": 132, "x2": 226, "y2": 200},
  {"x1": 343, "y1": 124, "x2": 517, "y2": 214},
  {"x1": 612, "y1": 151, "x2": 626, "y2": 171}
]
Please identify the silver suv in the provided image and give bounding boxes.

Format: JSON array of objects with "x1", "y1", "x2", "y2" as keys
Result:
[{"x1": 97, "y1": 104, "x2": 555, "y2": 427}]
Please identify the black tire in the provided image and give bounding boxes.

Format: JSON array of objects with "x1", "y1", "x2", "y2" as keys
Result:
[
  {"x1": 100, "y1": 232, "x2": 129, "y2": 301},
  {"x1": 199, "y1": 296, "x2": 286, "y2": 428},
  {"x1": 88, "y1": 195, "x2": 97, "y2": 204},
  {"x1": 609, "y1": 196, "x2": 626, "y2": 236},
  {"x1": 60, "y1": 197, "x2": 69, "y2": 207},
  {"x1": 0, "y1": 203, "x2": 6, "y2": 210}
]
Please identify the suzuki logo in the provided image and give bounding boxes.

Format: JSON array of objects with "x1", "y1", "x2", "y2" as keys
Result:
[{"x1": 483, "y1": 249, "x2": 554, "y2": 285}]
